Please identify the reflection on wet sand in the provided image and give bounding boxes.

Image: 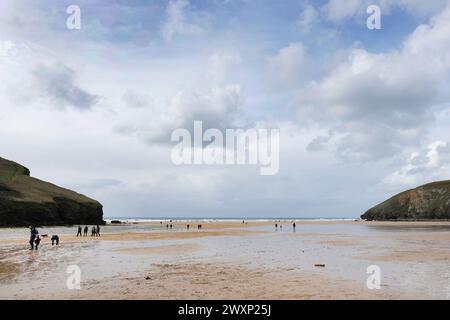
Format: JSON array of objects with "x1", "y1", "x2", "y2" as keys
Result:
[{"x1": 0, "y1": 220, "x2": 449, "y2": 299}]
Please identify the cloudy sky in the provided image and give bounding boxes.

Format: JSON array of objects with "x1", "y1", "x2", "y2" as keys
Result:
[{"x1": 1, "y1": 0, "x2": 450, "y2": 218}]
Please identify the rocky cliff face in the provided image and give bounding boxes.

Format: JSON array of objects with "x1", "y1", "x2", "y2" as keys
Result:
[
  {"x1": 361, "y1": 180, "x2": 450, "y2": 220},
  {"x1": 0, "y1": 157, "x2": 104, "y2": 227}
]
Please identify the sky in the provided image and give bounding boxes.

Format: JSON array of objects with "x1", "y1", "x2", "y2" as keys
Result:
[{"x1": 1, "y1": 0, "x2": 450, "y2": 218}]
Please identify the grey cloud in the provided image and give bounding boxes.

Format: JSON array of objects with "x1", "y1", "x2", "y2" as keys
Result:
[
  {"x1": 383, "y1": 141, "x2": 450, "y2": 186},
  {"x1": 114, "y1": 84, "x2": 244, "y2": 145},
  {"x1": 32, "y1": 64, "x2": 100, "y2": 110},
  {"x1": 122, "y1": 90, "x2": 153, "y2": 109},
  {"x1": 306, "y1": 135, "x2": 331, "y2": 151},
  {"x1": 74, "y1": 178, "x2": 122, "y2": 190}
]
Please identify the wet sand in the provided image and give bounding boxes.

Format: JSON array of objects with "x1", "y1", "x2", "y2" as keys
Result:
[{"x1": 0, "y1": 220, "x2": 449, "y2": 299}]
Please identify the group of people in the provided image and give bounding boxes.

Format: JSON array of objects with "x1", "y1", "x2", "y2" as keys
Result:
[
  {"x1": 76, "y1": 225, "x2": 101, "y2": 237},
  {"x1": 28, "y1": 226, "x2": 59, "y2": 250},
  {"x1": 165, "y1": 223, "x2": 203, "y2": 230},
  {"x1": 27, "y1": 224, "x2": 102, "y2": 250},
  {"x1": 186, "y1": 224, "x2": 203, "y2": 230},
  {"x1": 275, "y1": 222, "x2": 296, "y2": 232}
]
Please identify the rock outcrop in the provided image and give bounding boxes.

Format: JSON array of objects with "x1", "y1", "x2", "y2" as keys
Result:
[
  {"x1": 0, "y1": 157, "x2": 104, "y2": 227},
  {"x1": 361, "y1": 180, "x2": 450, "y2": 220}
]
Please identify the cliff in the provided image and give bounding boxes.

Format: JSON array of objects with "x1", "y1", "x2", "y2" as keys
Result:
[
  {"x1": 0, "y1": 157, "x2": 104, "y2": 226},
  {"x1": 361, "y1": 180, "x2": 450, "y2": 220}
]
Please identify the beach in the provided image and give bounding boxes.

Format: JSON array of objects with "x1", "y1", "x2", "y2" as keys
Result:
[{"x1": 0, "y1": 220, "x2": 449, "y2": 299}]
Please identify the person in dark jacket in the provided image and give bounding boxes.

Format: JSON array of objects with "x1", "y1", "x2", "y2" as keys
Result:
[
  {"x1": 34, "y1": 236, "x2": 41, "y2": 250},
  {"x1": 51, "y1": 235, "x2": 59, "y2": 245},
  {"x1": 29, "y1": 226, "x2": 38, "y2": 250}
]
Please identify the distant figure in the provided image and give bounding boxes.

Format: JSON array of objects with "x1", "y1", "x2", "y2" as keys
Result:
[
  {"x1": 34, "y1": 236, "x2": 41, "y2": 250},
  {"x1": 170, "y1": 224, "x2": 173, "y2": 229},
  {"x1": 96, "y1": 225, "x2": 101, "y2": 237},
  {"x1": 91, "y1": 226, "x2": 96, "y2": 237},
  {"x1": 83, "y1": 226, "x2": 88, "y2": 236},
  {"x1": 242, "y1": 220, "x2": 245, "y2": 224},
  {"x1": 166, "y1": 224, "x2": 169, "y2": 229},
  {"x1": 76, "y1": 226, "x2": 82, "y2": 237},
  {"x1": 293, "y1": 223, "x2": 296, "y2": 232},
  {"x1": 51, "y1": 235, "x2": 59, "y2": 245},
  {"x1": 275, "y1": 223, "x2": 278, "y2": 231},
  {"x1": 29, "y1": 226, "x2": 38, "y2": 250},
  {"x1": 187, "y1": 224, "x2": 190, "y2": 230},
  {"x1": 280, "y1": 225, "x2": 283, "y2": 231}
]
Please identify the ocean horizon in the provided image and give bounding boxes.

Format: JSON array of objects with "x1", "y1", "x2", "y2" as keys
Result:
[{"x1": 104, "y1": 217, "x2": 359, "y2": 222}]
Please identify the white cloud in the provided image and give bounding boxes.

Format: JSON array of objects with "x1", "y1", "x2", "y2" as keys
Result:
[
  {"x1": 0, "y1": 40, "x2": 14, "y2": 57},
  {"x1": 383, "y1": 141, "x2": 450, "y2": 186},
  {"x1": 161, "y1": 0, "x2": 206, "y2": 42},
  {"x1": 297, "y1": 4, "x2": 318, "y2": 32},
  {"x1": 268, "y1": 42, "x2": 308, "y2": 88},
  {"x1": 296, "y1": 5, "x2": 450, "y2": 161},
  {"x1": 208, "y1": 51, "x2": 241, "y2": 84},
  {"x1": 321, "y1": 0, "x2": 449, "y2": 23},
  {"x1": 322, "y1": 0, "x2": 362, "y2": 23},
  {"x1": 113, "y1": 49, "x2": 244, "y2": 144}
]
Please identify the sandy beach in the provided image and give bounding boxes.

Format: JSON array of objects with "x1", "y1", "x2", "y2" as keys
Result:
[{"x1": 1, "y1": 220, "x2": 449, "y2": 299}]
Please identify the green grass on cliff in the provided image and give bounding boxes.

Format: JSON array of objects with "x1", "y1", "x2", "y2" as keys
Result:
[{"x1": 0, "y1": 157, "x2": 99, "y2": 204}]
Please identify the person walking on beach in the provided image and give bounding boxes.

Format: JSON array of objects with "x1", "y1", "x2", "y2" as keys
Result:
[
  {"x1": 166, "y1": 224, "x2": 169, "y2": 230},
  {"x1": 187, "y1": 224, "x2": 189, "y2": 230},
  {"x1": 51, "y1": 235, "x2": 59, "y2": 245},
  {"x1": 293, "y1": 222, "x2": 296, "y2": 232},
  {"x1": 83, "y1": 226, "x2": 88, "y2": 236},
  {"x1": 91, "y1": 226, "x2": 96, "y2": 237},
  {"x1": 34, "y1": 235, "x2": 41, "y2": 250},
  {"x1": 29, "y1": 226, "x2": 38, "y2": 250},
  {"x1": 96, "y1": 225, "x2": 101, "y2": 237},
  {"x1": 280, "y1": 225, "x2": 283, "y2": 231},
  {"x1": 76, "y1": 226, "x2": 82, "y2": 237},
  {"x1": 275, "y1": 223, "x2": 278, "y2": 231}
]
